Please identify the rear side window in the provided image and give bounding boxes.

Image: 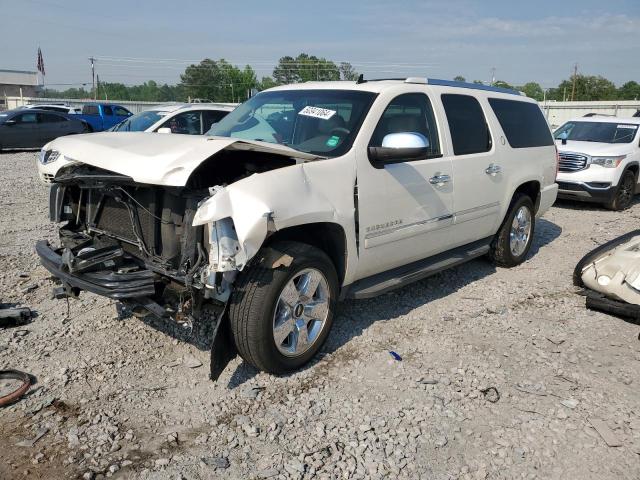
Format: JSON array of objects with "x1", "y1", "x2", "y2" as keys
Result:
[
  {"x1": 82, "y1": 105, "x2": 99, "y2": 115},
  {"x1": 489, "y1": 98, "x2": 553, "y2": 148},
  {"x1": 39, "y1": 113, "x2": 67, "y2": 123},
  {"x1": 441, "y1": 94, "x2": 491, "y2": 155}
]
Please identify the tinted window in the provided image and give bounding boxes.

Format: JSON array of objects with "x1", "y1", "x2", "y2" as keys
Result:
[
  {"x1": 14, "y1": 112, "x2": 38, "y2": 124},
  {"x1": 554, "y1": 121, "x2": 638, "y2": 144},
  {"x1": 39, "y1": 113, "x2": 67, "y2": 123},
  {"x1": 82, "y1": 105, "x2": 99, "y2": 115},
  {"x1": 441, "y1": 94, "x2": 491, "y2": 155},
  {"x1": 202, "y1": 110, "x2": 229, "y2": 133},
  {"x1": 209, "y1": 90, "x2": 376, "y2": 157},
  {"x1": 488, "y1": 98, "x2": 553, "y2": 148},
  {"x1": 114, "y1": 106, "x2": 130, "y2": 116},
  {"x1": 369, "y1": 93, "x2": 440, "y2": 157},
  {"x1": 102, "y1": 105, "x2": 113, "y2": 116},
  {"x1": 160, "y1": 111, "x2": 202, "y2": 135}
]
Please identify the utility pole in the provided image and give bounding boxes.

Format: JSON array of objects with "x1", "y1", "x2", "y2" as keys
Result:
[
  {"x1": 89, "y1": 57, "x2": 96, "y2": 100},
  {"x1": 490, "y1": 67, "x2": 496, "y2": 85},
  {"x1": 570, "y1": 63, "x2": 578, "y2": 101}
]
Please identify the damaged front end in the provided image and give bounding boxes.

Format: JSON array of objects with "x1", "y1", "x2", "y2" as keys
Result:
[
  {"x1": 574, "y1": 229, "x2": 640, "y2": 321},
  {"x1": 37, "y1": 165, "x2": 252, "y2": 378}
]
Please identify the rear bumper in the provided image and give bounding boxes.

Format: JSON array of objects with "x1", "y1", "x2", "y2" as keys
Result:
[
  {"x1": 556, "y1": 181, "x2": 615, "y2": 203},
  {"x1": 36, "y1": 240, "x2": 157, "y2": 299}
]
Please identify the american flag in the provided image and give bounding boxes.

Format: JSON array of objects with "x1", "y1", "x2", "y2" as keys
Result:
[{"x1": 37, "y1": 47, "x2": 45, "y2": 76}]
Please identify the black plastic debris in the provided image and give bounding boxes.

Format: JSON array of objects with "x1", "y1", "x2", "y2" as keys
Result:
[
  {"x1": 0, "y1": 305, "x2": 32, "y2": 328},
  {"x1": 389, "y1": 351, "x2": 402, "y2": 361}
]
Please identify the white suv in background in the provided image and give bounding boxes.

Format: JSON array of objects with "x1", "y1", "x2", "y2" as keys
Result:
[
  {"x1": 38, "y1": 78, "x2": 558, "y2": 377},
  {"x1": 555, "y1": 117, "x2": 640, "y2": 210}
]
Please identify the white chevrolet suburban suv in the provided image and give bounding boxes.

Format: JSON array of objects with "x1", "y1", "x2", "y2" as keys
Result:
[
  {"x1": 37, "y1": 78, "x2": 558, "y2": 378},
  {"x1": 555, "y1": 116, "x2": 640, "y2": 210}
]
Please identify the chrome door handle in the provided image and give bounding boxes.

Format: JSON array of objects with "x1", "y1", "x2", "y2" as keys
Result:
[
  {"x1": 429, "y1": 174, "x2": 451, "y2": 185},
  {"x1": 485, "y1": 164, "x2": 502, "y2": 176}
]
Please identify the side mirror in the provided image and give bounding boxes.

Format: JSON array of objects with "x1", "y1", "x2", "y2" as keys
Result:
[
  {"x1": 558, "y1": 132, "x2": 568, "y2": 145},
  {"x1": 4, "y1": 119, "x2": 17, "y2": 126},
  {"x1": 368, "y1": 132, "x2": 430, "y2": 167},
  {"x1": 157, "y1": 127, "x2": 172, "y2": 134}
]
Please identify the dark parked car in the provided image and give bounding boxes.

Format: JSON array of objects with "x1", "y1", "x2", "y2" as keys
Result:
[{"x1": 0, "y1": 109, "x2": 88, "y2": 150}]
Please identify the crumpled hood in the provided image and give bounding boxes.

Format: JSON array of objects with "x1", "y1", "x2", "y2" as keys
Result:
[
  {"x1": 556, "y1": 140, "x2": 632, "y2": 158},
  {"x1": 47, "y1": 132, "x2": 323, "y2": 186}
]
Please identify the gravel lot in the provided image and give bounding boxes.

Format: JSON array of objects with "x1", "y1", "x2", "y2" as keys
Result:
[{"x1": 1, "y1": 151, "x2": 639, "y2": 480}]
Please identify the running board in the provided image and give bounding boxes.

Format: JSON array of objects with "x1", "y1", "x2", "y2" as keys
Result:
[{"x1": 343, "y1": 237, "x2": 492, "y2": 300}]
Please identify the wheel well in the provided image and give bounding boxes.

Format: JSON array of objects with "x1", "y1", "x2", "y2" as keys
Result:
[
  {"x1": 264, "y1": 223, "x2": 347, "y2": 284},
  {"x1": 625, "y1": 163, "x2": 638, "y2": 179},
  {"x1": 513, "y1": 181, "x2": 540, "y2": 212}
]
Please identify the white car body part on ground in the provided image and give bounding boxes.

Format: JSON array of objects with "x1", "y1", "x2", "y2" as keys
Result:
[
  {"x1": 554, "y1": 117, "x2": 640, "y2": 209},
  {"x1": 580, "y1": 232, "x2": 640, "y2": 305}
]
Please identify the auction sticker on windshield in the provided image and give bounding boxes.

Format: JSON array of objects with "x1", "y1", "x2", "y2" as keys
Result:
[
  {"x1": 617, "y1": 125, "x2": 638, "y2": 130},
  {"x1": 299, "y1": 106, "x2": 336, "y2": 120}
]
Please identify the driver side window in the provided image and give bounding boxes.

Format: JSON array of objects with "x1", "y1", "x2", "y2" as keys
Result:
[
  {"x1": 159, "y1": 111, "x2": 202, "y2": 135},
  {"x1": 369, "y1": 93, "x2": 440, "y2": 157}
]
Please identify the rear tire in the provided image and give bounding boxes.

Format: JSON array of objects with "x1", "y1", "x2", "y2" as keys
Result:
[
  {"x1": 605, "y1": 169, "x2": 635, "y2": 211},
  {"x1": 229, "y1": 241, "x2": 338, "y2": 374},
  {"x1": 488, "y1": 193, "x2": 535, "y2": 267}
]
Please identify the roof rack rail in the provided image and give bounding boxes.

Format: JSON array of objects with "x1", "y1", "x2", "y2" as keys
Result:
[
  {"x1": 355, "y1": 76, "x2": 522, "y2": 96},
  {"x1": 426, "y1": 78, "x2": 522, "y2": 96}
]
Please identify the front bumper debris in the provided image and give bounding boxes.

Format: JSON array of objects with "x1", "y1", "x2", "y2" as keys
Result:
[
  {"x1": 36, "y1": 240, "x2": 157, "y2": 299},
  {"x1": 574, "y1": 229, "x2": 640, "y2": 320}
]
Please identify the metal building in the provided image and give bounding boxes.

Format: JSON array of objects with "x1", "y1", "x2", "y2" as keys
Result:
[{"x1": 0, "y1": 69, "x2": 41, "y2": 109}]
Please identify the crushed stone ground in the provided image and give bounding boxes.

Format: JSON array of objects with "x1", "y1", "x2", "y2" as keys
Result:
[{"x1": 1, "y1": 151, "x2": 639, "y2": 480}]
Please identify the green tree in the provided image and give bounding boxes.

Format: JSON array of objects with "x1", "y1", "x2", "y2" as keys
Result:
[
  {"x1": 179, "y1": 58, "x2": 258, "y2": 102},
  {"x1": 339, "y1": 62, "x2": 359, "y2": 81},
  {"x1": 493, "y1": 80, "x2": 514, "y2": 90},
  {"x1": 259, "y1": 76, "x2": 278, "y2": 91},
  {"x1": 272, "y1": 53, "x2": 341, "y2": 84},
  {"x1": 618, "y1": 81, "x2": 640, "y2": 100},
  {"x1": 453, "y1": 75, "x2": 466, "y2": 82},
  {"x1": 547, "y1": 74, "x2": 617, "y2": 101},
  {"x1": 519, "y1": 82, "x2": 544, "y2": 101}
]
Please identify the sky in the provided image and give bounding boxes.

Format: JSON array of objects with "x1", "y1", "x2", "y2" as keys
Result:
[{"x1": 2, "y1": 0, "x2": 640, "y2": 89}]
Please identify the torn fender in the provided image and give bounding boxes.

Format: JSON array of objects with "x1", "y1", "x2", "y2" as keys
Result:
[{"x1": 192, "y1": 161, "x2": 354, "y2": 268}]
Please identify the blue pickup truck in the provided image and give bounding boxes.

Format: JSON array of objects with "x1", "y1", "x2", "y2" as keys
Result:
[{"x1": 77, "y1": 103, "x2": 132, "y2": 132}]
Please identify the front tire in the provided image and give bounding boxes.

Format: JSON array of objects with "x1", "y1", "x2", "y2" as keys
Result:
[
  {"x1": 489, "y1": 193, "x2": 535, "y2": 267},
  {"x1": 229, "y1": 241, "x2": 338, "y2": 374},
  {"x1": 605, "y1": 169, "x2": 636, "y2": 211}
]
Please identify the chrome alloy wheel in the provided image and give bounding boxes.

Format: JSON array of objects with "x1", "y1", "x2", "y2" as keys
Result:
[
  {"x1": 509, "y1": 206, "x2": 532, "y2": 257},
  {"x1": 272, "y1": 268, "x2": 330, "y2": 357}
]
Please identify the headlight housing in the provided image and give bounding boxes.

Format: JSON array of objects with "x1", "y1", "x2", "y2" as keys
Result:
[
  {"x1": 591, "y1": 155, "x2": 626, "y2": 168},
  {"x1": 39, "y1": 149, "x2": 61, "y2": 165}
]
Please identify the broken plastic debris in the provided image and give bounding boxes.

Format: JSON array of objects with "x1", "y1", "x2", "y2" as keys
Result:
[{"x1": 389, "y1": 351, "x2": 402, "y2": 361}]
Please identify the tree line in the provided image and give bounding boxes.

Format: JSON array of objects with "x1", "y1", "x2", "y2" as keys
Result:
[{"x1": 44, "y1": 54, "x2": 640, "y2": 103}]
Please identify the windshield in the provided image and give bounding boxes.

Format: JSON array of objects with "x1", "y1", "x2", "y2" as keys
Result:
[
  {"x1": 111, "y1": 110, "x2": 168, "y2": 132},
  {"x1": 208, "y1": 89, "x2": 377, "y2": 157},
  {"x1": 554, "y1": 121, "x2": 639, "y2": 144}
]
